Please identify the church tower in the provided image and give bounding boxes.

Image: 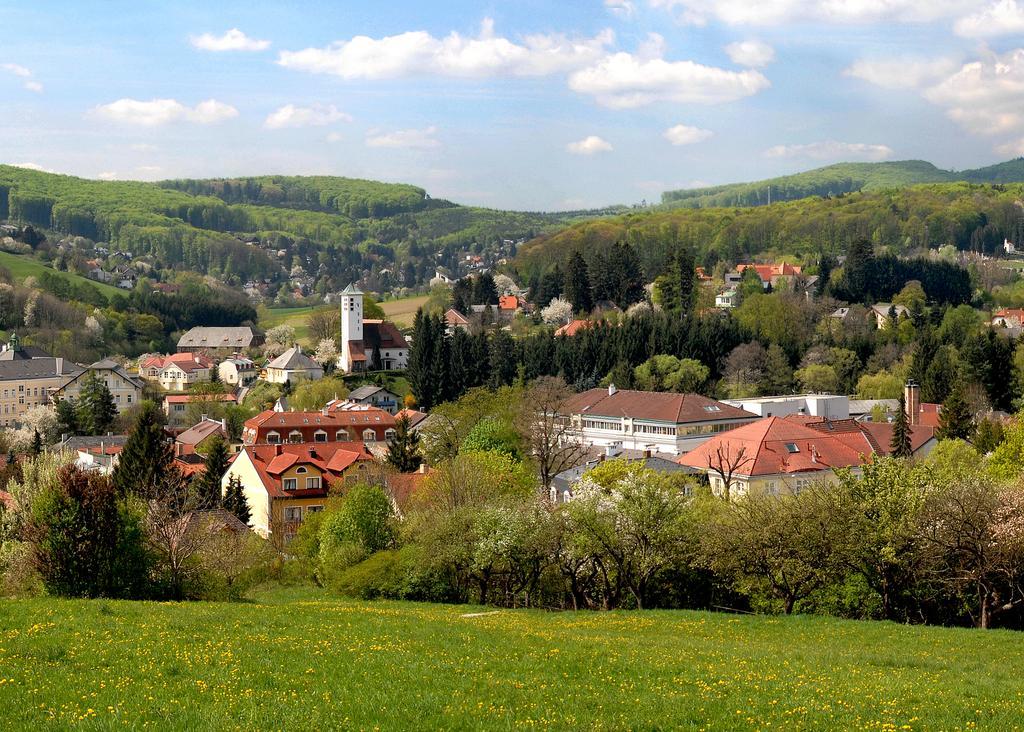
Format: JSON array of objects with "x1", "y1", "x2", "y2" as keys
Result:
[{"x1": 340, "y1": 283, "x2": 363, "y2": 371}]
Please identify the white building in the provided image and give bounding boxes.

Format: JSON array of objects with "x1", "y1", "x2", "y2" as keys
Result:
[
  {"x1": 559, "y1": 385, "x2": 759, "y2": 456},
  {"x1": 337, "y1": 284, "x2": 410, "y2": 373},
  {"x1": 721, "y1": 394, "x2": 850, "y2": 420},
  {"x1": 218, "y1": 355, "x2": 258, "y2": 386},
  {"x1": 265, "y1": 346, "x2": 324, "y2": 385}
]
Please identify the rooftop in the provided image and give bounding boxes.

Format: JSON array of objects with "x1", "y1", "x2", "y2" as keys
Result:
[{"x1": 564, "y1": 388, "x2": 757, "y2": 425}]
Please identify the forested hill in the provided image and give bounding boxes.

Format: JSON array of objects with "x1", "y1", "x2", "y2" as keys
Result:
[
  {"x1": 518, "y1": 182, "x2": 1024, "y2": 278},
  {"x1": 0, "y1": 165, "x2": 582, "y2": 289},
  {"x1": 660, "y1": 158, "x2": 1024, "y2": 209}
]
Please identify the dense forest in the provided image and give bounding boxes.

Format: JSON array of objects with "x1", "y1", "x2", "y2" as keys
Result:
[
  {"x1": 519, "y1": 182, "x2": 1024, "y2": 280},
  {"x1": 660, "y1": 158, "x2": 1024, "y2": 209}
]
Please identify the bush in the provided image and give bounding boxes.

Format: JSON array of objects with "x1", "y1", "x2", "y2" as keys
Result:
[{"x1": 331, "y1": 545, "x2": 463, "y2": 602}]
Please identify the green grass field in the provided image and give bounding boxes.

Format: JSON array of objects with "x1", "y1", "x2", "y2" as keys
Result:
[
  {"x1": 0, "y1": 250, "x2": 122, "y2": 299},
  {"x1": 381, "y1": 294, "x2": 428, "y2": 328},
  {"x1": 1, "y1": 587, "x2": 1022, "y2": 730}
]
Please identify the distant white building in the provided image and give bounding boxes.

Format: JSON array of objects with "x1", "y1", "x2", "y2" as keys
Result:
[
  {"x1": 265, "y1": 346, "x2": 324, "y2": 385},
  {"x1": 338, "y1": 284, "x2": 410, "y2": 373},
  {"x1": 721, "y1": 394, "x2": 850, "y2": 420},
  {"x1": 715, "y1": 289, "x2": 738, "y2": 309}
]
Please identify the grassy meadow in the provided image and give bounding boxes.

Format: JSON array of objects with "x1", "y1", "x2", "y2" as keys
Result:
[
  {"x1": 380, "y1": 294, "x2": 429, "y2": 328},
  {"x1": 0, "y1": 250, "x2": 122, "y2": 299},
  {"x1": 0, "y1": 587, "x2": 1023, "y2": 730}
]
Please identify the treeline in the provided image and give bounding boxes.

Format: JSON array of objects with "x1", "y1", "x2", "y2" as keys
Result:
[{"x1": 520, "y1": 182, "x2": 1024, "y2": 277}]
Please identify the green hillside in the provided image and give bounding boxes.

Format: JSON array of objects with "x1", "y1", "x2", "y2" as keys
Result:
[
  {"x1": 0, "y1": 250, "x2": 121, "y2": 300},
  {"x1": 661, "y1": 158, "x2": 1024, "y2": 209},
  {"x1": 1, "y1": 587, "x2": 1023, "y2": 729}
]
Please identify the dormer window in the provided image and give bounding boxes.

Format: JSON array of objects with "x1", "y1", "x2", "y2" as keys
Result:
[
  {"x1": 288, "y1": 430, "x2": 303, "y2": 444},
  {"x1": 314, "y1": 430, "x2": 328, "y2": 443},
  {"x1": 266, "y1": 431, "x2": 281, "y2": 444},
  {"x1": 363, "y1": 429, "x2": 376, "y2": 442},
  {"x1": 785, "y1": 443, "x2": 800, "y2": 453},
  {"x1": 296, "y1": 466, "x2": 308, "y2": 474}
]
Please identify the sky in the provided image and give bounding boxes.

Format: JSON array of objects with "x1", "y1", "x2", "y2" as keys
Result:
[{"x1": 1, "y1": 1, "x2": 1024, "y2": 211}]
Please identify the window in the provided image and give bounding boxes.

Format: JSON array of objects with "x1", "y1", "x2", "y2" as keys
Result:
[
  {"x1": 784, "y1": 443, "x2": 800, "y2": 453},
  {"x1": 384, "y1": 429, "x2": 397, "y2": 440},
  {"x1": 305, "y1": 477, "x2": 321, "y2": 490},
  {"x1": 266, "y1": 432, "x2": 281, "y2": 444},
  {"x1": 703, "y1": 405, "x2": 721, "y2": 412},
  {"x1": 314, "y1": 430, "x2": 328, "y2": 443},
  {"x1": 288, "y1": 431, "x2": 303, "y2": 444},
  {"x1": 765, "y1": 481, "x2": 779, "y2": 496},
  {"x1": 295, "y1": 466, "x2": 307, "y2": 474},
  {"x1": 336, "y1": 429, "x2": 350, "y2": 441},
  {"x1": 363, "y1": 429, "x2": 376, "y2": 442},
  {"x1": 283, "y1": 478, "x2": 297, "y2": 491},
  {"x1": 283, "y1": 506, "x2": 302, "y2": 521},
  {"x1": 307, "y1": 505, "x2": 323, "y2": 514}
]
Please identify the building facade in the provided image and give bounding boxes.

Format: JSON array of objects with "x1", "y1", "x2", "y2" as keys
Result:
[
  {"x1": 242, "y1": 404, "x2": 397, "y2": 446},
  {"x1": 338, "y1": 284, "x2": 410, "y2": 373},
  {"x1": 0, "y1": 334, "x2": 82, "y2": 428},
  {"x1": 53, "y1": 359, "x2": 144, "y2": 413}
]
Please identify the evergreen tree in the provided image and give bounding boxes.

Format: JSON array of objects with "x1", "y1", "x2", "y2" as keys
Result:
[
  {"x1": 209, "y1": 360, "x2": 221, "y2": 384},
  {"x1": 407, "y1": 310, "x2": 448, "y2": 411},
  {"x1": 194, "y1": 434, "x2": 230, "y2": 509},
  {"x1": 938, "y1": 385, "x2": 975, "y2": 442},
  {"x1": 451, "y1": 278, "x2": 473, "y2": 314},
  {"x1": 473, "y1": 272, "x2": 499, "y2": 305},
  {"x1": 55, "y1": 398, "x2": 77, "y2": 438},
  {"x1": 816, "y1": 253, "x2": 835, "y2": 296},
  {"x1": 488, "y1": 330, "x2": 518, "y2": 389},
  {"x1": 563, "y1": 251, "x2": 593, "y2": 314},
  {"x1": 113, "y1": 401, "x2": 175, "y2": 498},
  {"x1": 221, "y1": 474, "x2": 251, "y2": 525},
  {"x1": 676, "y1": 247, "x2": 696, "y2": 315},
  {"x1": 610, "y1": 242, "x2": 645, "y2": 308},
  {"x1": 31, "y1": 430, "x2": 42, "y2": 457},
  {"x1": 537, "y1": 266, "x2": 564, "y2": 306},
  {"x1": 589, "y1": 250, "x2": 614, "y2": 303},
  {"x1": 386, "y1": 414, "x2": 423, "y2": 472},
  {"x1": 843, "y1": 237, "x2": 875, "y2": 301},
  {"x1": 890, "y1": 394, "x2": 912, "y2": 458},
  {"x1": 75, "y1": 371, "x2": 117, "y2": 436},
  {"x1": 974, "y1": 418, "x2": 1006, "y2": 454},
  {"x1": 763, "y1": 344, "x2": 794, "y2": 394}
]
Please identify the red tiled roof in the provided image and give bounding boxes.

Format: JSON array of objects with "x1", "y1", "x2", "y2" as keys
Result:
[
  {"x1": 994, "y1": 308, "x2": 1024, "y2": 320},
  {"x1": 176, "y1": 419, "x2": 226, "y2": 446},
  {"x1": 247, "y1": 406, "x2": 395, "y2": 431},
  {"x1": 555, "y1": 319, "x2": 592, "y2": 337},
  {"x1": 242, "y1": 442, "x2": 374, "y2": 498},
  {"x1": 143, "y1": 352, "x2": 213, "y2": 374},
  {"x1": 737, "y1": 263, "x2": 802, "y2": 281},
  {"x1": 678, "y1": 416, "x2": 874, "y2": 477},
  {"x1": 164, "y1": 393, "x2": 238, "y2": 404},
  {"x1": 385, "y1": 468, "x2": 434, "y2": 511},
  {"x1": 917, "y1": 402, "x2": 942, "y2": 429},
  {"x1": 565, "y1": 388, "x2": 756, "y2": 425},
  {"x1": 395, "y1": 408, "x2": 429, "y2": 428},
  {"x1": 362, "y1": 320, "x2": 410, "y2": 350},
  {"x1": 499, "y1": 295, "x2": 520, "y2": 311},
  {"x1": 444, "y1": 308, "x2": 470, "y2": 326}
]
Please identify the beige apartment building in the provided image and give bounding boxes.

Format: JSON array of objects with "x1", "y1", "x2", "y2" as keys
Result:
[{"x1": 0, "y1": 334, "x2": 81, "y2": 428}]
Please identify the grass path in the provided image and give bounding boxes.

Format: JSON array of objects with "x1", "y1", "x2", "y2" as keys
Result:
[{"x1": 0, "y1": 586, "x2": 1023, "y2": 729}]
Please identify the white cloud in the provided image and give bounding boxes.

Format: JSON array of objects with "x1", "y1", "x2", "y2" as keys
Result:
[
  {"x1": 924, "y1": 49, "x2": 1024, "y2": 137},
  {"x1": 10, "y1": 162, "x2": 55, "y2": 173},
  {"x1": 955, "y1": 0, "x2": 1024, "y2": 37},
  {"x1": 663, "y1": 124, "x2": 714, "y2": 145},
  {"x1": 326, "y1": 132, "x2": 343, "y2": 143},
  {"x1": 2, "y1": 62, "x2": 42, "y2": 92},
  {"x1": 365, "y1": 126, "x2": 440, "y2": 149},
  {"x1": 605, "y1": 0, "x2": 637, "y2": 18},
  {"x1": 96, "y1": 171, "x2": 118, "y2": 180},
  {"x1": 568, "y1": 38, "x2": 769, "y2": 108},
  {"x1": 724, "y1": 40, "x2": 774, "y2": 67},
  {"x1": 264, "y1": 104, "x2": 353, "y2": 129},
  {"x1": 997, "y1": 137, "x2": 1024, "y2": 156},
  {"x1": 567, "y1": 135, "x2": 614, "y2": 155},
  {"x1": 649, "y1": 0, "x2": 977, "y2": 26},
  {"x1": 844, "y1": 55, "x2": 960, "y2": 89},
  {"x1": 278, "y1": 18, "x2": 613, "y2": 79},
  {"x1": 91, "y1": 98, "x2": 238, "y2": 126},
  {"x1": 764, "y1": 140, "x2": 895, "y2": 161},
  {"x1": 190, "y1": 28, "x2": 270, "y2": 52}
]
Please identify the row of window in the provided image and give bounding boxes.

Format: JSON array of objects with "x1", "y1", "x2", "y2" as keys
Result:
[
  {"x1": 283, "y1": 476, "x2": 322, "y2": 491},
  {"x1": 264, "y1": 428, "x2": 395, "y2": 444},
  {"x1": 283, "y1": 505, "x2": 324, "y2": 522},
  {"x1": 581, "y1": 420, "x2": 747, "y2": 437}
]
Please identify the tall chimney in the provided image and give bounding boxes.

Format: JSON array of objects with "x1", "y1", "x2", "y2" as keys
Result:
[
  {"x1": 608, "y1": 383, "x2": 617, "y2": 396},
  {"x1": 905, "y1": 379, "x2": 920, "y2": 426}
]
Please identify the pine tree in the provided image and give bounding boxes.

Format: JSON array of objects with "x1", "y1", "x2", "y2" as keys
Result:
[
  {"x1": 563, "y1": 251, "x2": 593, "y2": 314},
  {"x1": 407, "y1": 311, "x2": 448, "y2": 411},
  {"x1": 194, "y1": 434, "x2": 230, "y2": 509},
  {"x1": 611, "y1": 242, "x2": 645, "y2": 308},
  {"x1": 386, "y1": 414, "x2": 423, "y2": 472},
  {"x1": 938, "y1": 385, "x2": 975, "y2": 442},
  {"x1": 55, "y1": 398, "x2": 77, "y2": 437},
  {"x1": 844, "y1": 237, "x2": 875, "y2": 301},
  {"x1": 589, "y1": 251, "x2": 613, "y2": 303},
  {"x1": 676, "y1": 247, "x2": 696, "y2": 315},
  {"x1": 210, "y1": 360, "x2": 221, "y2": 384},
  {"x1": 890, "y1": 394, "x2": 912, "y2": 458},
  {"x1": 31, "y1": 430, "x2": 42, "y2": 457},
  {"x1": 222, "y1": 474, "x2": 251, "y2": 525},
  {"x1": 113, "y1": 401, "x2": 175, "y2": 498},
  {"x1": 75, "y1": 371, "x2": 117, "y2": 436}
]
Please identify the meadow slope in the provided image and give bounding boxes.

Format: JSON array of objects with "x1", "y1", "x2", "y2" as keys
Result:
[{"x1": 0, "y1": 588, "x2": 1022, "y2": 730}]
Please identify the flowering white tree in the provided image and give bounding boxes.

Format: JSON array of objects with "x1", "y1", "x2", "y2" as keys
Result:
[
  {"x1": 493, "y1": 274, "x2": 518, "y2": 296},
  {"x1": 314, "y1": 338, "x2": 339, "y2": 367},
  {"x1": 263, "y1": 324, "x2": 296, "y2": 358},
  {"x1": 541, "y1": 297, "x2": 573, "y2": 325}
]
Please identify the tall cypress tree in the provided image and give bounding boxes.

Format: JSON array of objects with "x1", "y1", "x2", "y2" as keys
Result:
[
  {"x1": 113, "y1": 401, "x2": 175, "y2": 498},
  {"x1": 563, "y1": 251, "x2": 593, "y2": 314},
  {"x1": 222, "y1": 474, "x2": 251, "y2": 525},
  {"x1": 75, "y1": 371, "x2": 117, "y2": 436},
  {"x1": 386, "y1": 414, "x2": 422, "y2": 472},
  {"x1": 890, "y1": 394, "x2": 912, "y2": 458},
  {"x1": 938, "y1": 385, "x2": 975, "y2": 442},
  {"x1": 194, "y1": 434, "x2": 230, "y2": 509},
  {"x1": 676, "y1": 247, "x2": 696, "y2": 315}
]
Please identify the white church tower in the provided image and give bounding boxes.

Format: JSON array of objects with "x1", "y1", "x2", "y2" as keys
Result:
[{"x1": 339, "y1": 283, "x2": 363, "y2": 372}]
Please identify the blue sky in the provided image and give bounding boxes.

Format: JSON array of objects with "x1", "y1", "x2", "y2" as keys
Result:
[{"x1": 2, "y1": 0, "x2": 1024, "y2": 210}]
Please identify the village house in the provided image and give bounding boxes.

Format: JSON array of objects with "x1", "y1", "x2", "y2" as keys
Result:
[
  {"x1": 0, "y1": 334, "x2": 82, "y2": 428},
  {"x1": 217, "y1": 355, "x2": 258, "y2": 386},
  {"x1": 444, "y1": 308, "x2": 471, "y2": 334},
  {"x1": 678, "y1": 414, "x2": 935, "y2": 498},
  {"x1": 868, "y1": 303, "x2": 909, "y2": 329},
  {"x1": 992, "y1": 308, "x2": 1024, "y2": 329},
  {"x1": 52, "y1": 359, "x2": 144, "y2": 413},
  {"x1": 554, "y1": 319, "x2": 593, "y2": 337},
  {"x1": 559, "y1": 385, "x2": 759, "y2": 456},
  {"x1": 221, "y1": 442, "x2": 375, "y2": 541},
  {"x1": 721, "y1": 393, "x2": 850, "y2": 420},
  {"x1": 174, "y1": 417, "x2": 229, "y2": 458},
  {"x1": 242, "y1": 403, "x2": 397, "y2": 446},
  {"x1": 727, "y1": 262, "x2": 803, "y2": 290},
  {"x1": 177, "y1": 326, "x2": 263, "y2": 356},
  {"x1": 264, "y1": 345, "x2": 324, "y2": 384},
  {"x1": 549, "y1": 448, "x2": 700, "y2": 504},
  {"x1": 715, "y1": 289, "x2": 739, "y2": 309},
  {"x1": 163, "y1": 392, "x2": 238, "y2": 430},
  {"x1": 346, "y1": 385, "x2": 402, "y2": 414},
  {"x1": 139, "y1": 353, "x2": 214, "y2": 392},
  {"x1": 337, "y1": 284, "x2": 410, "y2": 373}
]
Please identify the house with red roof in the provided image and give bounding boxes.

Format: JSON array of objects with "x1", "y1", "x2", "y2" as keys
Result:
[
  {"x1": 339, "y1": 284, "x2": 410, "y2": 372},
  {"x1": 678, "y1": 415, "x2": 935, "y2": 498},
  {"x1": 993, "y1": 308, "x2": 1024, "y2": 329},
  {"x1": 731, "y1": 263, "x2": 803, "y2": 291},
  {"x1": 221, "y1": 442, "x2": 374, "y2": 540},
  {"x1": 139, "y1": 352, "x2": 214, "y2": 391},
  {"x1": 174, "y1": 417, "x2": 229, "y2": 457},
  {"x1": 242, "y1": 403, "x2": 397, "y2": 446},
  {"x1": 559, "y1": 385, "x2": 759, "y2": 456},
  {"x1": 555, "y1": 319, "x2": 593, "y2": 337}
]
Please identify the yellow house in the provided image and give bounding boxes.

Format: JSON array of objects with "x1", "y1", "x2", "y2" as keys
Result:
[{"x1": 221, "y1": 442, "x2": 374, "y2": 543}]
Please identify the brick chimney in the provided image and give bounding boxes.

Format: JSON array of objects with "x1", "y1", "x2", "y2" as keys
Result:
[{"x1": 904, "y1": 379, "x2": 920, "y2": 426}]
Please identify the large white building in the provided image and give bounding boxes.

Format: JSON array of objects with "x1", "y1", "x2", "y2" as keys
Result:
[
  {"x1": 559, "y1": 385, "x2": 759, "y2": 456},
  {"x1": 721, "y1": 394, "x2": 849, "y2": 420},
  {"x1": 337, "y1": 284, "x2": 410, "y2": 373}
]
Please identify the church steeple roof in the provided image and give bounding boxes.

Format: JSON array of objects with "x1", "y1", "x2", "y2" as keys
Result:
[{"x1": 341, "y1": 283, "x2": 363, "y2": 296}]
